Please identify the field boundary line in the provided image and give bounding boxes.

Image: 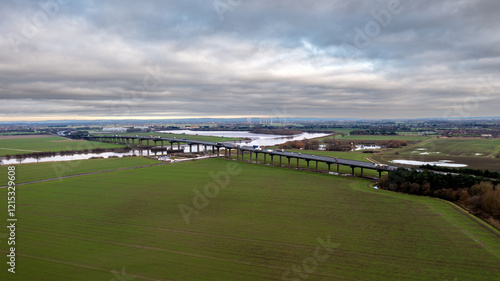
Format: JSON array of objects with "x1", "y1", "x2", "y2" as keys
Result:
[
  {"x1": 17, "y1": 229, "x2": 353, "y2": 280},
  {"x1": 0, "y1": 162, "x2": 170, "y2": 188},
  {"x1": 443, "y1": 200, "x2": 500, "y2": 238},
  {"x1": 13, "y1": 253, "x2": 165, "y2": 281},
  {"x1": 425, "y1": 201, "x2": 500, "y2": 259},
  {"x1": 20, "y1": 211, "x2": 320, "y2": 251},
  {"x1": 0, "y1": 147, "x2": 43, "y2": 152}
]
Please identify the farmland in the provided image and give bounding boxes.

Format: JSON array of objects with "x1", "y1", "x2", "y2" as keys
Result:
[
  {"x1": 1, "y1": 158, "x2": 499, "y2": 280},
  {"x1": 0, "y1": 136, "x2": 123, "y2": 157},
  {"x1": 407, "y1": 137, "x2": 500, "y2": 157},
  {"x1": 374, "y1": 137, "x2": 500, "y2": 171},
  {"x1": 0, "y1": 157, "x2": 161, "y2": 184}
]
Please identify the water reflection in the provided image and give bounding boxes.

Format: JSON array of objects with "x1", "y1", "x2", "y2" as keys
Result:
[
  {"x1": 1, "y1": 130, "x2": 331, "y2": 165},
  {"x1": 158, "y1": 130, "x2": 330, "y2": 146}
]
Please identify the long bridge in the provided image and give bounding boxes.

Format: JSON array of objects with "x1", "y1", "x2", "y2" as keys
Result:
[{"x1": 83, "y1": 134, "x2": 397, "y2": 178}]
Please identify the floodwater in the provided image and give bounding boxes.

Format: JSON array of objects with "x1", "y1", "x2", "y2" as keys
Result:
[
  {"x1": 0, "y1": 149, "x2": 155, "y2": 165},
  {"x1": 158, "y1": 130, "x2": 330, "y2": 146},
  {"x1": 1, "y1": 131, "x2": 330, "y2": 165},
  {"x1": 390, "y1": 159, "x2": 467, "y2": 168}
]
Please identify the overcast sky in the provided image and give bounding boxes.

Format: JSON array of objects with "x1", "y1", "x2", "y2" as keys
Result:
[{"x1": 1, "y1": 0, "x2": 499, "y2": 121}]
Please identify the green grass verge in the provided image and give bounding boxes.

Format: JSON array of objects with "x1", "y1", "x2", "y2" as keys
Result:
[
  {"x1": 0, "y1": 159, "x2": 499, "y2": 280},
  {"x1": 0, "y1": 157, "x2": 161, "y2": 184},
  {"x1": 0, "y1": 137, "x2": 124, "y2": 157}
]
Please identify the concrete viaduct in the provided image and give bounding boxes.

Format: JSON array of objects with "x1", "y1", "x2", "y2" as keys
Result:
[{"x1": 84, "y1": 135, "x2": 397, "y2": 178}]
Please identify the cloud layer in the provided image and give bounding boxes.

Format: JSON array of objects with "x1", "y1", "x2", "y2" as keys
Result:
[{"x1": 1, "y1": 0, "x2": 499, "y2": 120}]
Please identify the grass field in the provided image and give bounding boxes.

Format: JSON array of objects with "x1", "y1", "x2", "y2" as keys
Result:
[
  {"x1": 373, "y1": 137, "x2": 500, "y2": 171},
  {"x1": 408, "y1": 138, "x2": 500, "y2": 157},
  {"x1": 0, "y1": 157, "x2": 161, "y2": 184},
  {"x1": 0, "y1": 137, "x2": 123, "y2": 157},
  {"x1": 1, "y1": 158, "x2": 499, "y2": 280}
]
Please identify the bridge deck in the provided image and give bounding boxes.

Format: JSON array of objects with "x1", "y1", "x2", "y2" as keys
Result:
[{"x1": 85, "y1": 135, "x2": 396, "y2": 172}]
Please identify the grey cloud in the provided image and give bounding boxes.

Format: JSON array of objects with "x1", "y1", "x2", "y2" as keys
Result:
[{"x1": 0, "y1": 0, "x2": 499, "y2": 120}]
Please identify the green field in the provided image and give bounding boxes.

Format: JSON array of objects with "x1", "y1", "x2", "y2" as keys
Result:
[
  {"x1": 373, "y1": 137, "x2": 500, "y2": 171},
  {"x1": 0, "y1": 137, "x2": 123, "y2": 157},
  {"x1": 1, "y1": 158, "x2": 499, "y2": 280},
  {"x1": 407, "y1": 138, "x2": 500, "y2": 157},
  {"x1": 0, "y1": 157, "x2": 161, "y2": 184}
]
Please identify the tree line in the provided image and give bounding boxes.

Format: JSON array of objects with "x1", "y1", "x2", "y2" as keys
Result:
[
  {"x1": 419, "y1": 164, "x2": 500, "y2": 180},
  {"x1": 378, "y1": 168, "x2": 500, "y2": 225}
]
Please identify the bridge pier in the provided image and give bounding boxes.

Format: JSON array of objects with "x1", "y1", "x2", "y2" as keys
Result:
[
  {"x1": 360, "y1": 168, "x2": 364, "y2": 177},
  {"x1": 337, "y1": 164, "x2": 340, "y2": 173},
  {"x1": 351, "y1": 166, "x2": 355, "y2": 177},
  {"x1": 171, "y1": 142, "x2": 173, "y2": 150},
  {"x1": 263, "y1": 153, "x2": 266, "y2": 164},
  {"x1": 189, "y1": 144, "x2": 192, "y2": 153},
  {"x1": 178, "y1": 142, "x2": 180, "y2": 150},
  {"x1": 270, "y1": 155, "x2": 274, "y2": 166},
  {"x1": 316, "y1": 161, "x2": 318, "y2": 170},
  {"x1": 378, "y1": 170, "x2": 382, "y2": 178},
  {"x1": 250, "y1": 152, "x2": 252, "y2": 162},
  {"x1": 306, "y1": 160, "x2": 310, "y2": 169},
  {"x1": 296, "y1": 158, "x2": 299, "y2": 168},
  {"x1": 328, "y1": 163, "x2": 331, "y2": 172},
  {"x1": 287, "y1": 157, "x2": 291, "y2": 168}
]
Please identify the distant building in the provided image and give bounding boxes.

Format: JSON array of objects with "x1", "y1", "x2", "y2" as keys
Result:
[{"x1": 481, "y1": 134, "x2": 493, "y2": 138}]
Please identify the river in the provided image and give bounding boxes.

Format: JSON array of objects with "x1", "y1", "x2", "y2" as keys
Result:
[{"x1": 1, "y1": 131, "x2": 331, "y2": 165}]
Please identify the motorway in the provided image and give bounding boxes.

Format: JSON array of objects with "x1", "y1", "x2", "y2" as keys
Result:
[{"x1": 85, "y1": 135, "x2": 398, "y2": 175}]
